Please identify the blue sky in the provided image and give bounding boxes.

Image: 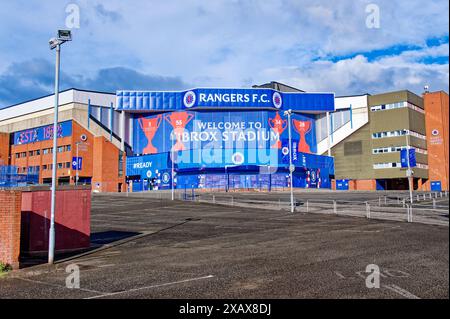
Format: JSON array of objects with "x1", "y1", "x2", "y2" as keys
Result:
[{"x1": 0, "y1": 0, "x2": 448, "y2": 107}]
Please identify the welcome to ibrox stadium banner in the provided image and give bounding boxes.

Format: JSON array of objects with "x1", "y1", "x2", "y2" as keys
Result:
[
  {"x1": 133, "y1": 110, "x2": 318, "y2": 156},
  {"x1": 116, "y1": 88, "x2": 335, "y2": 112}
]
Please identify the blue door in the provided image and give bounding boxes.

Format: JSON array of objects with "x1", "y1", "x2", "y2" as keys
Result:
[{"x1": 431, "y1": 181, "x2": 442, "y2": 192}]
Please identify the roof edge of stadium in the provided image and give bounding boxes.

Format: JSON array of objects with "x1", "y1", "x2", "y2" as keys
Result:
[
  {"x1": 1, "y1": 88, "x2": 115, "y2": 110},
  {"x1": 252, "y1": 81, "x2": 305, "y2": 93},
  {"x1": 335, "y1": 93, "x2": 372, "y2": 98}
]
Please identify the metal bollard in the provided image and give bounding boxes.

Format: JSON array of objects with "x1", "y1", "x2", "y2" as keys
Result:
[
  {"x1": 278, "y1": 199, "x2": 281, "y2": 209},
  {"x1": 213, "y1": 195, "x2": 216, "y2": 204},
  {"x1": 423, "y1": 194, "x2": 426, "y2": 200},
  {"x1": 379, "y1": 197, "x2": 381, "y2": 206},
  {"x1": 384, "y1": 196, "x2": 387, "y2": 205},
  {"x1": 402, "y1": 199, "x2": 406, "y2": 208},
  {"x1": 416, "y1": 195, "x2": 420, "y2": 202},
  {"x1": 231, "y1": 196, "x2": 234, "y2": 206},
  {"x1": 366, "y1": 202, "x2": 371, "y2": 219},
  {"x1": 440, "y1": 192, "x2": 443, "y2": 198},
  {"x1": 333, "y1": 200, "x2": 337, "y2": 214},
  {"x1": 433, "y1": 198, "x2": 436, "y2": 209},
  {"x1": 306, "y1": 200, "x2": 309, "y2": 213},
  {"x1": 429, "y1": 193, "x2": 432, "y2": 200}
]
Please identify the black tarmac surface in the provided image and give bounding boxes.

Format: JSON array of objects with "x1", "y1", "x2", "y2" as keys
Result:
[{"x1": 1, "y1": 193, "x2": 448, "y2": 299}]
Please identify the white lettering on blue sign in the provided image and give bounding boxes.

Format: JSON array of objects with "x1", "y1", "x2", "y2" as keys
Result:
[
  {"x1": 133, "y1": 162, "x2": 153, "y2": 169},
  {"x1": 197, "y1": 93, "x2": 272, "y2": 104}
]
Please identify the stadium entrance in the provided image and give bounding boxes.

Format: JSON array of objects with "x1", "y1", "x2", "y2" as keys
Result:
[{"x1": 117, "y1": 87, "x2": 335, "y2": 192}]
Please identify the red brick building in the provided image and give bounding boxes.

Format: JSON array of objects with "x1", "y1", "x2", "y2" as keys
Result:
[
  {"x1": 423, "y1": 91, "x2": 449, "y2": 191},
  {"x1": 0, "y1": 89, "x2": 131, "y2": 192}
]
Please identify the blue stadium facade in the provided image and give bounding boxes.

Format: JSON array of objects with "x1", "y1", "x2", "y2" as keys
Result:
[{"x1": 116, "y1": 87, "x2": 335, "y2": 192}]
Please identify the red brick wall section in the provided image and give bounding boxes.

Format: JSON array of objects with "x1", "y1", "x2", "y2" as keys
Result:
[
  {"x1": 0, "y1": 190, "x2": 22, "y2": 269},
  {"x1": 424, "y1": 91, "x2": 449, "y2": 191},
  {"x1": 21, "y1": 189, "x2": 90, "y2": 253},
  {"x1": 349, "y1": 179, "x2": 377, "y2": 191},
  {"x1": 0, "y1": 132, "x2": 10, "y2": 166}
]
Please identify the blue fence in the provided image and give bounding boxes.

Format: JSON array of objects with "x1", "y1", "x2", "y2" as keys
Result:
[{"x1": 0, "y1": 166, "x2": 39, "y2": 188}]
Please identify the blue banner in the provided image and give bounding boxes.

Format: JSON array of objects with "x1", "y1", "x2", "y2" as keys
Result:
[
  {"x1": 13, "y1": 121, "x2": 72, "y2": 145},
  {"x1": 117, "y1": 88, "x2": 334, "y2": 113},
  {"x1": 133, "y1": 110, "x2": 318, "y2": 156},
  {"x1": 401, "y1": 148, "x2": 417, "y2": 168},
  {"x1": 126, "y1": 151, "x2": 334, "y2": 177},
  {"x1": 72, "y1": 157, "x2": 83, "y2": 171}
]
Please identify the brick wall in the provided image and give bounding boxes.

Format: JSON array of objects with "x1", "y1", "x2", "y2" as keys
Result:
[
  {"x1": 0, "y1": 132, "x2": 10, "y2": 166},
  {"x1": 424, "y1": 91, "x2": 449, "y2": 191},
  {"x1": 349, "y1": 179, "x2": 377, "y2": 191},
  {"x1": 0, "y1": 190, "x2": 22, "y2": 269},
  {"x1": 92, "y1": 136, "x2": 126, "y2": 192},
  {"x1": 21, "y1": 187, "x2": 91, "y2": 253}
]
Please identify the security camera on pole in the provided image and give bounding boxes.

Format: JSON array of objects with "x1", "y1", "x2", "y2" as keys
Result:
[{"x1": 48, "y1": 30, "x2": 72, "y2": 265}]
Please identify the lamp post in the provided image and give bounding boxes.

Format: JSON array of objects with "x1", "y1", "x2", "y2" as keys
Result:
[
  {"x1": 406, "y1": 134, "x2": 413, "y2": 205},
  {"x1": 171, "y1": 131, "x2": 175, "y2": 201},
  {"x1": 48, "y1": 30, "x2": 72, "y2": 265},
  {"x1": 284, "y1": 109, "x2": 295, "y2": 213}
]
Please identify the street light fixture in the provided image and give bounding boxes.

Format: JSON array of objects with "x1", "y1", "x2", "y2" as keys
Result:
[
  {"x1": 48, "y1": 30, "x2": 72, "y2": 265},
  {"x1": 284, "y1": 109, "x2": 295, "y2": 213}
]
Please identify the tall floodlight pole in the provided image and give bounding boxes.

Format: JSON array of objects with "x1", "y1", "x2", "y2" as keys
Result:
[
  {"x1": 284, "y1": 109, "x2": 294, "y2": 213},
  {"x1": 48, "y1": 30, "x2": 72, "y2": 265}
]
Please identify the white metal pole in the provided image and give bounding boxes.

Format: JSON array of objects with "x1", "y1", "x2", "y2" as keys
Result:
[
  {"x1": 171, "y1": 132, "x2": 175, "y2": 201},
  {"x1": 48, "y1": 44, "x2": 60, "y2": 265},
  {"x1": 287, "y1": 111, "x2": 294, "y2": 213},
  {"x1": 406, "y1": 136, "x2": 413, "y2": 204}
]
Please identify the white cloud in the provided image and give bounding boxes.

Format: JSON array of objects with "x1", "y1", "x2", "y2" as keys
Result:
[
  {"x1": 260, "y1": 49, "x2": 449, "y2": 95},
  {"x1": 0, "y1": 0, "x2": 448, "y2": 102}
]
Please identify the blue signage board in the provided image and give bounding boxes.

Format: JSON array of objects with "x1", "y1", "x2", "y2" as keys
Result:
[
  {"x1": 336, "y1": 179, "x2": 350, "y2": 190},
  {"x1": 430, "y1": 181, "x2": 442, "y2": 192},
  {"x1": 126, "y1": 150, "x2": 334, "y2": 178},
  {"x1": 13, "y1": 121, "x2": 72, "y2": 145},
  {"x1": 72, "y1": 157, "x2": 83, "y2": 171},
  {"x1": 133, "y1": 110, "x2": 318, "y2": 156},
  {"x1": 400, "y1": 148, "x2": 417, "y2": 168},
  {"x1": 117, "y1": 88, "x2": 335, "y2": 113}
]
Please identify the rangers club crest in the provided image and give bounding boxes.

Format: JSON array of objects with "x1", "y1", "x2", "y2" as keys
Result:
[
  {"x1": 273, "y1": 92, "x2": 283, "y2": 109},
  {"x1": 183, "y1": 91, "x2": 196, "y2": 108}
]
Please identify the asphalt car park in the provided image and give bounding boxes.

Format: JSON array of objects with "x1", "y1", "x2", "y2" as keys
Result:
[{"x1": 1, "y1": 193, "x2": 448, "y2": 299}]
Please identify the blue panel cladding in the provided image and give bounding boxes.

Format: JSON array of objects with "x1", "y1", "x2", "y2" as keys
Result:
[{"x1": 117, "y1": 89, "x2": 335, "y2": 113}]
